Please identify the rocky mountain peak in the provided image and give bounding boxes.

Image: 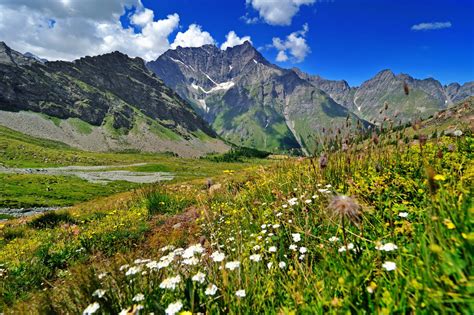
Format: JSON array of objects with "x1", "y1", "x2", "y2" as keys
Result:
[{"x1": 0, "y1": 42, "x2": 34, "y2": 66}]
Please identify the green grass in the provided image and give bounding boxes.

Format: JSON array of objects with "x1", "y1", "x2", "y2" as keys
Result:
[
  {"x1": 0, "y1": 173, "x2": 142, "y2": 208},
  {"x1": 67, "y1": 118, "x2": 93, "y2": 135},
  {"x1": 10, "y1": 133, "x2": 469, "y2": 314},
  {"x1": 0, "y1": 125, "x2": 270, "y2": 208}
]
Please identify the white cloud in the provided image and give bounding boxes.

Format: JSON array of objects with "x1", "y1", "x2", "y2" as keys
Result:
[
  {"x1": 240, "y1": 13, "x2": 259, "y2": 25},
  {"x1": 272, "y1": 23, "x2": 310, "y2": 63},
  {"x1": 0, "y1": 0, "x2": 181, "y2": 61},
  {"x1": 220, "y1": 31, "x2": 252, "y2": 50},
  {"x1": 171, "y1": 24, "x2": 216, "y2": 49},
  {"x1": 246, "y1": 0, "x2": 315, "y2": 26},
  {"x1": 411, "y1": 21, "x2": 452, "y2": 31},
  {"x1": 131, "y1": 8, "x2": 154, "y2": 26},
  {"x1": 276, "y1": 50, "x2": 289, "y2": 62}
]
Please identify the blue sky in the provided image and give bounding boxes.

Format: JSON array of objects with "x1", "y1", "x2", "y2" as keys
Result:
[
  {"x1": 137, "y1": 0, "x2": 474, "y2": 86},
  {"x1": 1, "y1": 0, "x2": 472, "y2": 86}
]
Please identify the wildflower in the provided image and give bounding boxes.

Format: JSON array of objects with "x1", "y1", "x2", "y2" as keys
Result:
[
  {"x1": 160, "y1": 275, "x2": 182, "y2": 290},
  {"x1": 434, "y1": 174, "x2": 446, "y2": 181},
  {"x1": 375, "y1": 243, "x2": 398, "y2": 251},
  {"x1": 289, "y1": 244, "x2": 298, "y2": 251},
  {"x1": 272, "y1": 224, "x2": 280, "y2": 229},
  {"x1": 443, "y1": 219, "x2": 456, "y2": 230},
  {"x1": 160, "y1": 245, "x2": 175, "y2": 252},
  {"x1": 319, "y1": 153, "x2": 328, "y2": 169},
  {"x1": 328, "y1": 236, "x2": 339, "y2": 242},
  {"x1": 261, "y1": 224, "x2": 267, "y2": 229},
  {"x1": 367, "y1": 282, "x2": 377, "y2": 294},
  {"x1": 92, "y1": 289, "x2": 106, "y2": 298},
  {"x1": 305, "y1": 199, "x2": 312, "y2": 204},
  {"x1": 299, "y1": 254, "x2": 305, "y2": 261},
  {"x1": 338, "y1": 243, "x2": 354, "y2": 252},
  {"x1": 288, "y1": 198, "x2": 298, "y2": 206},
  {"x1": 132, "y1": 293, "x2": 145, "y2": 302},
  {"x1": 267, "y1": 262, "x2": 273, "y2": 269},
  {"x1": 182, "y1": 257, "x2": 199, "y2": 265},
  {"x1": 253, "y1": 245, "x2": 261, "y2": 251},
  {"x1": 182, "y1": 244, "x2": 204, "y2": 259},
  {"x1": 382, "y1": 261, "x2": 397, "y2": 271},
  {"x1": 299, "y1": 247, "x2": 307, "y2": 254},
  {"x1": 278, "y1": 261, "x2": 287, "y2": 269},
  {"x1": 292, "y1": 233, "x2": 301, "y2": 243},
  {"x1": 192, "y1": 272, "x2": 206, "y2": 284},
  {"x1": 210, "y1": 251, "x2": 225, "y2": 262},
  {"x1": 165, "y1": 300, "x2": 183, "y2": 315},
  {"x1": 225, "y1": 261, "x2": 241, "y2": 270},
  {"x1": 453, "y1": 130, "x2": 463, "y2": 137},
  {"x1": 83, "y1": 302, "x2": 100, "y2": 315},
  {"x1": 282, "y1": 204, "x2": 288, "y2": 208},
  {"x1": 403, "y1": 81, "x2": 409, "y2": 95},
  {"x1": 125, "y1": 266, "x2": 142, "y2": 276},
  {"x1": 398, "y1": 212, "x2": 408, "y2": 218},
  {"x1": 205, "y1": 284, "x2": 218, "y2": 296},
  {"x1": 327, "y1": 195, "x2": 362, "y2": 225},
  {"x1": 134, "y1": 258, "x2": 151, "y2": 264},
  {"x1": 276, "y1": 212, "x2": 283, "y2": 217},
  {"x1": 119, "y1": 264, "x2": 130, "y2": 271},
  {"x1": 269, "y1": 246, "x2": 277, "y2": 253},
  {"x1": 97, "y1": 272, "x2": 107, "y2": 280},
  {"x1": 249, "y1": 254, "x2": 262, "y2": 262}
]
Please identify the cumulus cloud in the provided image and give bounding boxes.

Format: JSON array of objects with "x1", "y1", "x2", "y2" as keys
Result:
[
  {"x1": 220, "y1": 31, "x2": 252, "y2": 50},
  {"x1": 0, "y1": 0, "x2": 182, "y2": 61},
  {"x1": 272, "y1": 23, "x2": 310, "y2": 63},
  {"x1": 246, "y1": 0, "x2": 315, "y2": 26},
  {"x1": 411, "y1": 21, "x2": 452, "y2": 31},
  {"x1": 171, "y1": 24, "x2": 216, "y2": 49}
]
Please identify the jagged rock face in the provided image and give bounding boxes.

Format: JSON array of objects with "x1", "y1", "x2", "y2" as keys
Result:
[
  {"x1": 148, "y1": 42, "x2": 366, "y2": 154},
  {"x1": 446, "y1": 82, "x2": 474, "y2": 103},
  {"x1": 295, "y1": 68, "x2": 474, "y2": 125},
  {"x1": 0, "y1": 42, "x2": 225, "y2": 156}
]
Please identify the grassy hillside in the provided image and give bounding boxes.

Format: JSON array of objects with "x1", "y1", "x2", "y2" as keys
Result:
[
  {"x1": 0, "y1": 126, "x2": 269, "y2": 208},
  {"x1": 0, "y1": 114, "x2": 471, "y2": 313}
]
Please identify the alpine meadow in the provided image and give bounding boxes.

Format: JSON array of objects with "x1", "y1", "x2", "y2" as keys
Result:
[{"x1": 0, "y1": 0, "x2": 473, "y2": 314}]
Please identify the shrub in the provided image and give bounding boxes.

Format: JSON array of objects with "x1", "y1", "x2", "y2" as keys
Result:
[{"x1": 28, "y1": 212, "x2": 77, "y2": 229}]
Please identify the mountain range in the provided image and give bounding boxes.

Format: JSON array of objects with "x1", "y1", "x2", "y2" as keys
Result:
[
  {"x1": 0, "y1": 40, "x2": 472, "y2": 156},
  {"x1": 147, "y1": 41, "x2": 472, "y2": 153},
  {"x1": 0, "y1": 41, "x2": 228, "y2": 157}
]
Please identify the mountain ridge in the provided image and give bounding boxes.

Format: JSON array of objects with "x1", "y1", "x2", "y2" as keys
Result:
[
  {"x1": 148, "y1": 41, "x2": 369, "y2": 154},
  {"x1": 0, "y1": 42, "x2": 228, "y2": 157}
]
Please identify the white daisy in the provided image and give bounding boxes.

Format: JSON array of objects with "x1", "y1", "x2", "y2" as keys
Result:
[
  {"x1": 191, "y1": 271, "x2": 206, "y2": 284},
  {"x1": 210, "y1": 251, "x2": 225, "y2": 262},
  {"x1": 205, "y1": 284, "x2": 218, "y2": 296},
  {"x1": 165, "y1": 300, "x2": 183, "y2": 315},
  {"x1": 83, "y1": 302, "x2": 100, "y2": 315},
  {"x1": 225, "y1": 261, "x2": 241, "y2": 270},
  {"x1": 382, "y1": 261, "x2": 397, "y2": 271},
  {"x1": 235, "y1": 289, "x2": 246, "y2": 298},
  {"x1": 292, "y1": 233, "x2": 301, "y2": 243}
]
